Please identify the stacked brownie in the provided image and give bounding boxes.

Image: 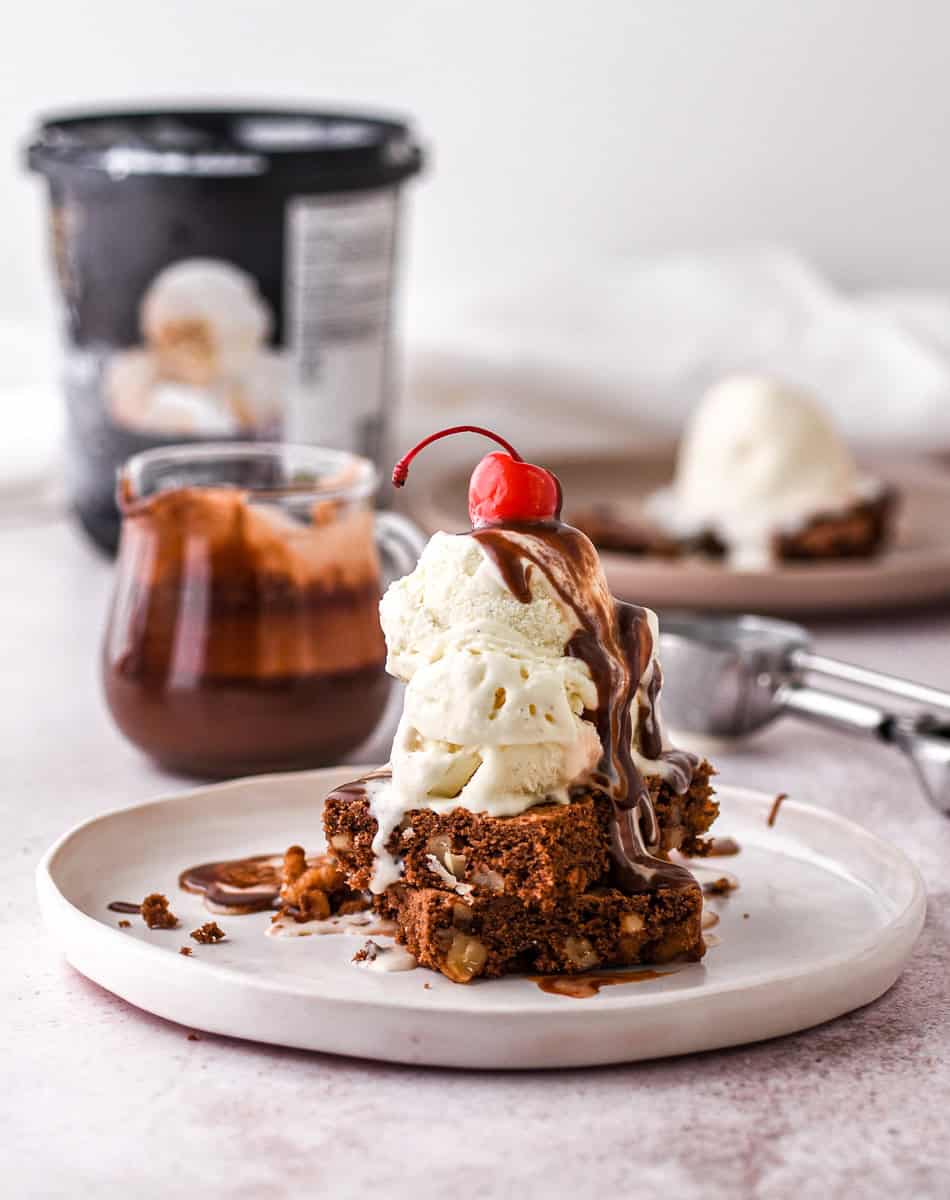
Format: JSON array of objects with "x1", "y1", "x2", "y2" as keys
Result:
[
  {"x1": 324, "y1": 760, "x2": 716, "y2": 982},
  {"x1": 572, "y1": 488, "x2": 895, "y2": 565}
]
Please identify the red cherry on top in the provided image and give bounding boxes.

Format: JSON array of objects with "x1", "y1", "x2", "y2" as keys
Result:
[
  {"x1": 467, "y1": 451, "x2": 561, "y2": 527},
  {"x1": 391, "y1": 425, "x2": 562, "y2": 527}
]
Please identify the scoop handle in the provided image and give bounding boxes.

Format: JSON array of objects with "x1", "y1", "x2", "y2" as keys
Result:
[
  {"x1": 791, "y1": 649, "x2": 950, "y2": 712},
  {"x1": 779, "y1": 682, "x2": 950, "y2": 816},
  {"x1": 374, "y1": 511, "x2": 427, "y2": 586},
  {"x1": 779, "y1": 682, "x2": 890, "y2": 739}
]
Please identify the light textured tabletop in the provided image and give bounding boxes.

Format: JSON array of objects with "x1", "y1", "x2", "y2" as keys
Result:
[{"x1": 2, "y1": 513, "x2": 949, "y2": 1200}]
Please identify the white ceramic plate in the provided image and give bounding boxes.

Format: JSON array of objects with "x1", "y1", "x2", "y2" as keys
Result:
[
  {"x1": 37, "y1": 768, "x2": 925, "y2": 1070},
  {"x1": 408, "y1": 452, "x2": 950, "y2": 615}
]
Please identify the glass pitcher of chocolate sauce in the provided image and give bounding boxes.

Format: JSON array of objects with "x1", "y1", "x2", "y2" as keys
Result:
[{"x1": 103, "y1": 443, "x2": 423, "y2": 777}]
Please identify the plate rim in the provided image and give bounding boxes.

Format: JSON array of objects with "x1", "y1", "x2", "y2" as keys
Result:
[{"x1": 37, "y1": 769, "x2": 927, "y2": 1020}]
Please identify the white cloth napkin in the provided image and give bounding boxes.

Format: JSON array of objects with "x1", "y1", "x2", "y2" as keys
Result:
[
  {"x1": 404, "y1": 247, "x2": 950, "y2": 457},
  {"x1": 0, "y1": 320, "x2": 63, "y2": 517}
]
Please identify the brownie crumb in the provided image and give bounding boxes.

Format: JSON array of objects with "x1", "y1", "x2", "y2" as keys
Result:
[
  {"x1": 423, "y1": 982, "x2": 432, "y2": 990},
  {"x1": 707, "y1": 836, "x2": 741, "y2": 857},
  {"x1": 702, "y1": 876, "x2": 738, "y2": 896},
  {"x1": 117, "y1": 920, "x2": 131, "y2": 929},
  {"x1": 141, "y1": 893, "x2": 179, "y2": 930},
  {"x1": 767, "y1": 793, "x2": 788, "y2": 827},
  {"x1": 190, "y1": 921, "x2": 226, "y2": 944},
  {"x1": 352, "y1": 939, "x2": 380, "y2": 965},
  {"x1": 743, "y1": 913, "x2": 750, "y2": 919},
  {"x1": 179, "y1": 946, "x2": 193, "y2": 957},
  {"x1": 187, "y1": 1032, "x2": 201, "y2": 1042}
]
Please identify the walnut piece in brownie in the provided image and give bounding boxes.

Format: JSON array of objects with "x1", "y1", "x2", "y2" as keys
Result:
[
  {"x1": 141, "y1": 893, "x2": 178, "y2": 930},
  {"x1": 324, "y1": 760, "x2": 717, "y2": 910},
  {"x1": 190, "y1": 921, "x2": 226, "y2": 944},
  {"x1": 378, "y1": 882, "x2": 704, "y2": 983}
]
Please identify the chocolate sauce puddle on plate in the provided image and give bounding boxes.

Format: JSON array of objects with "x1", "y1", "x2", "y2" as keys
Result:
[
  {"x1": 106, "y1": 900, "x2": 142, "y2": 914},
  {"x1": 473, "y1": 520, "x2": 698, "y2": 895},
  {"x1": 179, "y1": 854, "x2": 284, "y2": 915},
  {"x1": 533, "y1": 969, "x2": 674, "y2": 998}
]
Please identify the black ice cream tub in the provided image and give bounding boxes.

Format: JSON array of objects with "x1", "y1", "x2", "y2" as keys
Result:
[{"x1": 27, "y1": 107, "x2": 425, "y2": 550}]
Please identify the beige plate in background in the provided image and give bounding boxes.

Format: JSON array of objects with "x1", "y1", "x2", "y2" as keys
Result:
[{"x1": 408, "y1": 452, "x2": 950, "y2": 615}]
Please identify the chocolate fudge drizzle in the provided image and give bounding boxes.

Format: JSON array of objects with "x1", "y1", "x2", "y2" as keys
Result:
[
  {"x1": 179, "y1": 854, "x2": 284, "y2": 914},
  {"x1": 533, "y1": 968, "x2": 673, "y2": 998},
  {"x1": 473, "y1": 520, "x2": 698, "y2": 894}
]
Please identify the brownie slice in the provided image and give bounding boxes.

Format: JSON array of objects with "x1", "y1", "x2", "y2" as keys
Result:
[
  {"x1": 774, "y1": 489, "x2": 895, "y2": 561},
  {"x1": 324, "y1": 760, "x2": 717, "y2": 910},
  {"x1": 653, "y1": 759, "x2": 718, "y2": 857},
  {"x1": 572, "y1": 490, "x2": 895, "y2": 564},
  {"x1": 377, "y1": 881, "x2": 705, "y2": 982},
  {"x1": 571, "y1": 505, "x2": 725, "y2": 560}
]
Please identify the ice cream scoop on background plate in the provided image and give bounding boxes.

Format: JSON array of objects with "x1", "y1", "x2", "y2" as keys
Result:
[{"x1": 574, "y1": 375, "x2": 895, "y2": 568}]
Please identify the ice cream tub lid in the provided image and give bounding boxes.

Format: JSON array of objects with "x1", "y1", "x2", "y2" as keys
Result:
[{"x1": 26, "y1": 106, "x2": 425, "y2": 190}]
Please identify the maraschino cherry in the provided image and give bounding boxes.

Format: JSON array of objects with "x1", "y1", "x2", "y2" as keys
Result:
[{"x1": 392, "y1": 425, "x2": 562, "y2": 527}]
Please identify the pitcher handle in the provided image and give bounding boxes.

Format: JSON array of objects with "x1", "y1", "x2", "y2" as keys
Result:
[{"x1": 374, "y1": 511, "x2": 427, "y2": 585}]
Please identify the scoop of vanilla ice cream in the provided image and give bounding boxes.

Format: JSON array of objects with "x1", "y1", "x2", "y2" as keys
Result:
[
  {"x1": 141, "y1": 258, "x2": 272, "y2": 376},
  {"x1": 647, "y1": 376, "x2": 864, "y2": 567},
  {"x1": 381, "y1": 531, "x2": 575, "y2": 676},
  {"x1": 379, "y1": 531, "x2": 600, "y2": 822}
]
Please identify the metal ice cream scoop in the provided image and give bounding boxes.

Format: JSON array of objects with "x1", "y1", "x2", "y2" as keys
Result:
[{"x1": 658, "y1": 614, "x2": 950, "y2": 816}]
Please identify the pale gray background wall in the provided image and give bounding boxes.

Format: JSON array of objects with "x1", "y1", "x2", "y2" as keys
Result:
[{"x1": 4, "y1": 0, "x2": 950, "y2": 331}]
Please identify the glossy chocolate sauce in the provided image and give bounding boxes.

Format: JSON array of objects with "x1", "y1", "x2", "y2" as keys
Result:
[
  {"x1": 102, "y1": 486, "x2": 390, "y2": 776},
  {"x1": 473, "y1": 521, "x2": 698, "y2": 894},
  {"x1": 767, "y1": 792, "x2": 788, "y2": 827},
  {"x1": 533, "y1": 969, "x2": 672, "y2": 998},
  {"x1": 179, "y1": 854, "x2": 283, "y2": 914},
  {"x1": 107, "y1": 900, "x2": 142, "y2": 914},
  {"x1": 106, "y1": 662, "x2": 389, "y2": 778}
]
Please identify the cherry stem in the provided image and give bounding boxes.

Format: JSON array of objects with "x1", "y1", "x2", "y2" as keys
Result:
[{"x1": 392, "y1": 425, "x2": 523, "y2": 488}]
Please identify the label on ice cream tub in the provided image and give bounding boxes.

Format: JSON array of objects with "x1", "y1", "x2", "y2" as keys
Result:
[
  {"x1": 284, "y1": 188, "x2": 399, "y2": 465},
  {"x1": 69, "y1": 189, "x2": 399, "y2": 454}
]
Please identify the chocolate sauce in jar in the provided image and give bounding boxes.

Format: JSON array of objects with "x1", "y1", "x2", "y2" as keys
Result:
[
  {"x1": 473, "y1": 520, "x2": 698, "y2": 894},
  {"x1": 102, "y1": 481, "x2": 391, "y2": 777}
]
